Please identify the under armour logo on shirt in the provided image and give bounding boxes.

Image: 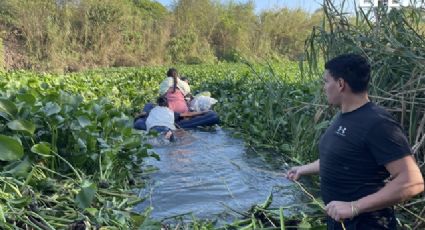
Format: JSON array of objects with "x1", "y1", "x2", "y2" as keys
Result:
[{"x1": 336, "y1": 126, "x2": 347, "y2": 136}]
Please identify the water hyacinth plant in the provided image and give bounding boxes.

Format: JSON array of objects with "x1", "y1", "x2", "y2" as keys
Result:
[{"x1": 0, "y1": 71, "x2": 160, "y2": 229}]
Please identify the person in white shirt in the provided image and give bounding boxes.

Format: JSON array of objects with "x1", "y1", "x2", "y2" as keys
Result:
[{"x1": 145, "y1": 96, "x2": 176, "y2": 141}]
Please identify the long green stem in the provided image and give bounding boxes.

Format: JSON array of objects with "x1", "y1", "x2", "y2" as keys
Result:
[
  {"x1": 51, "y1": 150, "x2": 82, "y2": 182},
  {"x1": 280, "y1": 207, "x2": 285, "y2": 230}
]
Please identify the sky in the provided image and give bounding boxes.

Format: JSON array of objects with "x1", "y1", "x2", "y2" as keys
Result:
[{"x1": 154, "y1": 0, "x2": 325, "y2": 13}]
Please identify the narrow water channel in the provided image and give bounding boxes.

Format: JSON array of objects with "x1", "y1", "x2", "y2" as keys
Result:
[{"x1": 135, "y1": 128, "x2": 297, "y2": 224}]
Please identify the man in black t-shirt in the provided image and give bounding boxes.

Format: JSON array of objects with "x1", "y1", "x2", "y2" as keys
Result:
[{"x1": 286, "y1": 54, "x2": 424, "y2": 230}]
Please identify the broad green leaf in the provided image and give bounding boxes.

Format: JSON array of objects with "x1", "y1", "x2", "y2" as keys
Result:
[
  {"x1": 31, "y1": 142, "x2": 53, "y2": 157},
  {"x1": 7, "y1": 120, "x2": 36, "y2": 135},
  {"x1": 298, "y1": 218, "x2": 312, "y2": 228},
  {"x1": 5, "y1": 157, "x2": 31, "y2": 177},
  {"x1": 130, "y1": 213, "x2": 145, "y2": 228},
  {"x1": 43, "y1": 102, "x2": 61, "y2": 116},
  {"x1": 77, "y1": 116, "x2": 91, "y2": 128},
  {"x1": 66, "y1": 94, "x2": 83, "y2": 107},
  {"x1": 123, "y1": 137, "x2": 141, "y2": 149},
  {"x1": 97, "y1": 138, "x2": 109, "y2": 148},
  {"x1": 45, "y1": 114, "x2": 65, "y2": 127},
  {"x1": 40, "y1": 82, "x2": 49, "y2": 89},
  {"x1": 16, "y1": 93, "x2": 36, "y2": 105},
  {"x1": 0, "y1": 99, "x2": 17, "y2": 120},
  {"x1": 52, "y1": 115, "x2": 65, "y2": 125},
  {"x1": 85, "y1": 208, "x2": 98, "y2": 217},
  {"x1": 93, "y1": 104, "x2": 102, "y2": 116},
  {"x1": 27, "y1": 79, "x2": 38, "y2": 88},
  {"x1": 75, "y1": 181, "x2": 97, "y2": 209},
  {"x1": 0, "y1": 135, "x2": 23, "y2": 161}
]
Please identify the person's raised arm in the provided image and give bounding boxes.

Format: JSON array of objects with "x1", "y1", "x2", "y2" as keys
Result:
[{"x1": 286, "y1": 159, "x2": 320, "y2": 181}]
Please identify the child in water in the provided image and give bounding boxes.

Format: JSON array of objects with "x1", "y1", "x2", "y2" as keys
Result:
[{"x1": 145, "y1": 96, "x2": 176, "y2": 141}]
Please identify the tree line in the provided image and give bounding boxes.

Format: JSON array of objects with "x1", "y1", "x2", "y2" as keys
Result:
[{"x1": 0, "y1": 0, "x2": 322, "y2": 72}]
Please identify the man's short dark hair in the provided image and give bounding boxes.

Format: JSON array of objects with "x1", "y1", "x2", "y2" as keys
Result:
[
  {"x1": 325, "y1": 54, "x2": 371, "y2": 93},
  {"x1": 157, "y1": 96, "x2": 168, "y2": 107}
]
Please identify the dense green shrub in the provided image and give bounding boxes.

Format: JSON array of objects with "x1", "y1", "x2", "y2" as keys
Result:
[{"x1": 0, "y1": 0, "x2": 321, "y2": 71}]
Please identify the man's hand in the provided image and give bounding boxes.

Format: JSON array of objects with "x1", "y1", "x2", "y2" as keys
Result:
[
  {"x1": 286, "y1": 166, "x2": 305, "y2": 181},
  {"x1": 325, "y1": 201, "x2": 358, "y2": 221},
  {"x1": 286, "y1": 160, "x2": 320, "y2": 181}
]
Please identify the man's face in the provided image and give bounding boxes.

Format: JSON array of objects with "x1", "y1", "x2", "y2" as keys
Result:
[{"x1": 323, "y1": 70, "x2": 341, "y2": 105}]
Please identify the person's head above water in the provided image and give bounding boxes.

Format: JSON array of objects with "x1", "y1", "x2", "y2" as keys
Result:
[
  {"x1": 157, "y1": 96, "x2": 168, "y2": 107},
  {"x1": 166, "y1": 68, "x2": 179, "y2": 93},
  {"x1": 180, "y1": 76, "x2": 189, "y2": 84},
  {"x1": 167, "y1": 68, "x2": 178, "y2": 78}
]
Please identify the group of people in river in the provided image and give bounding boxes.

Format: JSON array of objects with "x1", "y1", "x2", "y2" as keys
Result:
[{"x1": 133, "y1": 68, "x2": 219, "y2": 141}]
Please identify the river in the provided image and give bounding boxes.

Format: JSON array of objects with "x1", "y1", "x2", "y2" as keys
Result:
[{"x1": 135, "y1": 128, "x2": 298, "y2": 225}]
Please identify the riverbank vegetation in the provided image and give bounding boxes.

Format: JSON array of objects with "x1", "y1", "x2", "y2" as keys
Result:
[{"x1": 0, "y1": 0, "x2": 321, "y2": 72}]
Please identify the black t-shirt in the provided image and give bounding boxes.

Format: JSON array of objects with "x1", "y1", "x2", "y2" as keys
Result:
[{"x1": 319, "y1": 102, "x2": 411, "y2": 205}]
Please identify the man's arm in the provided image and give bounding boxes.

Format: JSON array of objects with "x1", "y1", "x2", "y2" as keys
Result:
[
  {"x1": 356, "y1": 155, "x2": 424, "y2": 212},
  {"x1": 286, "y1": 159, "x2": 320, "y2": 181},
  {"x1": 325, "y1": 155, "x2": 424, "y2": 221}
]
